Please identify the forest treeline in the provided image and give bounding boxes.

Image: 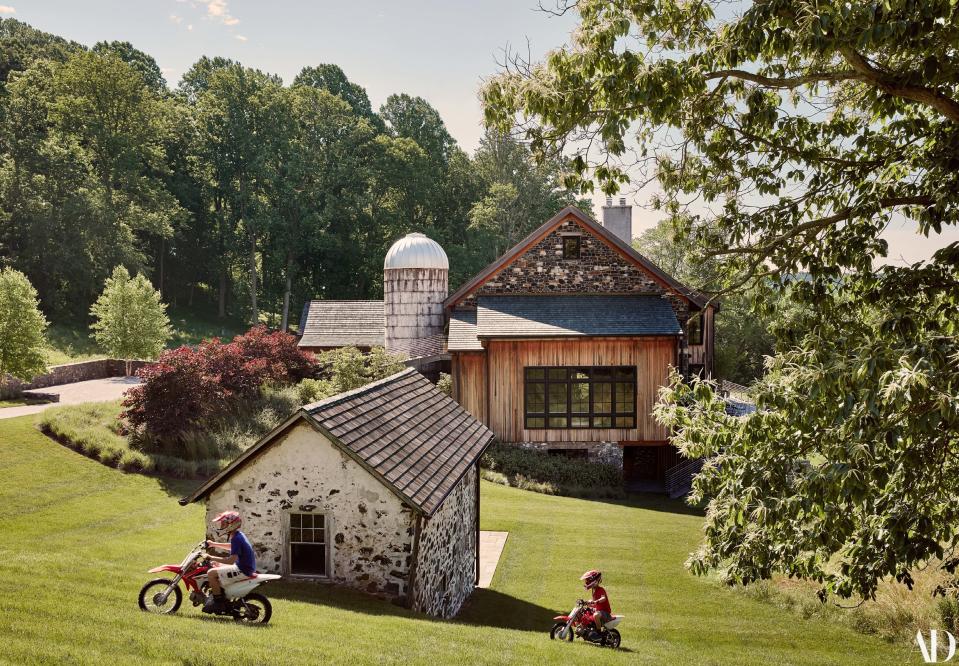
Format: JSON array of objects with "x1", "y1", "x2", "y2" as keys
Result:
[{"x1": 0, "y1": 19, "x2": 589, "y2": 328}]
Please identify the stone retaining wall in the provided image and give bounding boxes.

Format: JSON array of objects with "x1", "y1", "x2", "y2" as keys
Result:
[{"x1": 1, "y1": 359, "x2": 154, "y2": 397}]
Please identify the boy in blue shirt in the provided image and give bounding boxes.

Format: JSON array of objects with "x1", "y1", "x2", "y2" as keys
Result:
[{"x1": 203, "y1": 510, "x2": 256, "y2": 613}]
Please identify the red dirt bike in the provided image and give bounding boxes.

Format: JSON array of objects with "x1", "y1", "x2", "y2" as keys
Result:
[
  {"x1": 550, "y1": 599, "x2": 623, "y2": 648},
  {"x1": 137, "y1": 541, "x2": 279, "y2": 624}
]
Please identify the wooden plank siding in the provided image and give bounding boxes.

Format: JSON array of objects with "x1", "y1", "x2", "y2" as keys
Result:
[
  {"x1": 457, "y1": 336, "x2": 678, "y2": 443},
  {"x1": 451, "y1": 351, "x2": 487, "y2": 424}
]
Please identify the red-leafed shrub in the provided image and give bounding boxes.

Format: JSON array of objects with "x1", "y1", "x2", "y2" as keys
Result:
[
  {"x1": 122, "y1": 346, "x2": 227, "y2": 440},
  {"x1": 122, "y1": 327, "x2": 317, "y2": 444},
  {"x1": 230, "y1": 325, "x2": 316, "y2": 383}
]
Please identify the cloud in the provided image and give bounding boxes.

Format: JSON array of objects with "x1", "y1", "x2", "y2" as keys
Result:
[
  {"x1": 0, "y1": 5, "x2": 16, "y2": 14},
  {"x1": 169, "y1": 14, "x2": 183, "y2": 24},
  {"x1": 205, "y1": 0, "x2": 238, "y2": 25},
  {"x1": 187, "y1": 24, "x2": 194, "y2": 31},
  {"x1": 235, "y1": 34, "x2": 247, "y2": 42}
]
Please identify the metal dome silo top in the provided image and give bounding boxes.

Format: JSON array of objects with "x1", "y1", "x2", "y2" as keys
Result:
[{"x1": 384, "y1": 232, "x2": 449, "y2": 270}]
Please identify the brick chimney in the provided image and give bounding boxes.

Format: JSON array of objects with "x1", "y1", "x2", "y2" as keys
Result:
[{"x1": 601, "y1": 197, "x2": 632, "y2": 243}]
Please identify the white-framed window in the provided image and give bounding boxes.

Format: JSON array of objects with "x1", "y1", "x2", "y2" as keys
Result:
[{"x1": 288, "y1": 512, "x2": 330, "y2": 577}]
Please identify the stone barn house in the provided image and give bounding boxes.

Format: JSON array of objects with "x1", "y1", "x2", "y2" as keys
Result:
[
  {"x1": 297, "y1": 202, "x2": 719, "y2": 494},
  {"x1": 181, "y1": 368, "x2": 494, "y2": 618}
]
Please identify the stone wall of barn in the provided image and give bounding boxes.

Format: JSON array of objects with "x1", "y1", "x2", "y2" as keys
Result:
[
  {"x1": 411, "y1": 465, "x2": 478, "y2": 618},
  {"x1": 457, "y1": 217, "x2": 691, "y2": 374},
  {"x1": 205, "y1": 421, "x2": 417, "y2": 601}
]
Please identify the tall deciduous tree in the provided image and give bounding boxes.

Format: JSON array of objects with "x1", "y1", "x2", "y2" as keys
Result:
[
  {"x1": 193, "y1": 64, "x2": 285, "y2": 323},
  {"x1": 0, "y1": 50, "x2": 181, "y2": 317},
  {"x1": 292, "y1": 64, "x2": 382, "y2": 129},
  {"x1": 0, "y1": 268, "x2": 48, "y2": 381},
  {"x1": 484, "y1": 1, "x2": 959, "y2": 601},
  {"x1": 90, "y1": 266, "x2": 172, "y2": 372}
]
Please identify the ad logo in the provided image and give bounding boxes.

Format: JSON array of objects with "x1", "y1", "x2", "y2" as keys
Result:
[{"x1": 917, "y1": 630, "x2": 958, "y2": 663}]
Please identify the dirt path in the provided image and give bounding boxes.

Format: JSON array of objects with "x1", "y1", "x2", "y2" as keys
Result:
[{"x1": 0, "y1": 377, "x2": 141, "y2": 420}]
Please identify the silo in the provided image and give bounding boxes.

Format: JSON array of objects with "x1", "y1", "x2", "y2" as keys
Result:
[{"x1": 383, "y1": 232, "x2": 449, "y2": 355}]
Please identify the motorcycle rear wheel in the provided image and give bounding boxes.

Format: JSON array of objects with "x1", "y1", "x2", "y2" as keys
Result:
[
  {"x1": 604, "y1": 628, "x2": 621, "y2": 649},
  {"x1": 549, "y1": 622, "x2": 573, "y2": 641},
  {"x1": 233, "y1": 592, "x2": 272, "y2": 625},
  {"x1": 138, "y1": 578, "x2": 182, "y2": 614}
]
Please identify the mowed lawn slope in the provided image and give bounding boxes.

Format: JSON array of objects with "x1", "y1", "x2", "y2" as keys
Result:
[{"x1": 0, "y1": 416, "x2": 912, "y2": 665}]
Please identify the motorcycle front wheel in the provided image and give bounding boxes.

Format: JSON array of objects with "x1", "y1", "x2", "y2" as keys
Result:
[
  {"x1": 603, "y1": 628, "x2": 621, "y2": 649},
  {"x1": 234, "y1": 592, "x2": 272, "y2": 625},
  {"x1": 138, "y1": 578, "x2": 182, "y2": 614},
  {"x1": 549, "y1": 622, "x2": 573, "y2": 641}
]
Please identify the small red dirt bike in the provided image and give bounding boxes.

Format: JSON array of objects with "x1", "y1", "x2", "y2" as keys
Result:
[
  {"x1": 137, "y1": 541, "x2": 280, "y2": 624},
  {"x1": 550, "y1": 599, "x2": 623, "y2": 648}
]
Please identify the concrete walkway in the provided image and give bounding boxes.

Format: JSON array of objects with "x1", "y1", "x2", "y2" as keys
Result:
[
  {"x1": 0, "y1": 376, "x2": 142, "y2": 420},
  {"x1": 478, "y1": 531, "x2": 508, "y2": 588}
]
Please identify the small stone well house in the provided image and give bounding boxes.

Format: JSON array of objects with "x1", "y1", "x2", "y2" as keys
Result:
[{"x1": 181, "y1": 368, "x2": 495, "y2": 618}]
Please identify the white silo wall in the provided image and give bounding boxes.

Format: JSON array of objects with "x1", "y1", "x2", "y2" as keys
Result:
[{"x1": 384, "y1": 267, "x2": 448, "y2": 354}]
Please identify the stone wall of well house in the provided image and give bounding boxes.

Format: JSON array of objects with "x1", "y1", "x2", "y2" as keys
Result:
[
  {"x1": 206, "y1": 421, "x2": 416, "y2": 601},
  {"x1": 411, "y1": 466, "x2": 478, "y2": 618}
]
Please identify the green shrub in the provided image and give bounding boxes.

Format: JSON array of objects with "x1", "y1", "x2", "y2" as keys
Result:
[
  {"x1": 436, "y1": 372, "x2": 452, "y2": 396},
  {"x1": 937, "y1": 597, "x2": 959, "y2": 632},
  {"x1": 297, "y1": 378, "x2": 334, "y2": 404},
  {"x1": 480, "y1": 444, "x2": 623, "y2": 499}
]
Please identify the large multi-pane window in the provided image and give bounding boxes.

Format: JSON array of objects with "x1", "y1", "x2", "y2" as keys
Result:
[{"x1": 524, "y1": 366, "x2": 636, "y2": 429}]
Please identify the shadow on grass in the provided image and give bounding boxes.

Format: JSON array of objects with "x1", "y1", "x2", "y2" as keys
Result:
[
  {"x1": 252, "y1": 579, "x2": 561, "y2": 633},
  {"x1": 555, "y1": 490, "x2": 705, "y2": 517},
  {"x1": 155, "y1": 475, "x2": 205, "y2": 501}
]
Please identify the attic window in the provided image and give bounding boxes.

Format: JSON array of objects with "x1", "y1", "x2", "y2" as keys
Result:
[
  {"x1": 289, "y1": 513, "x2": 329, "y2": 577},
  {"x1": 562, "y1": 236, "x2": 581, "y2": 259}
]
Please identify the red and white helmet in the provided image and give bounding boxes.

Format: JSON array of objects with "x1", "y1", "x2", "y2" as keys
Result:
[
  {"x1": 212, "y1": 510, "x2": 241, "y2": 537},
  {"x1": 580, "y1": 569, "x2": 602, "y2": 589}
]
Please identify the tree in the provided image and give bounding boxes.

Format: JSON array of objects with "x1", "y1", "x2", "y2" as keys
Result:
[
  {"x1": 632, "y1": 220, "x2": 778, "y2": 384},
  {"x1": 0, "y1": 49, "x2": 182, "y2": 318},
  {"x1": 469, "y1": 130, "x2": 591, "y2": 261},
  {"x1": 0, "y1": 18, "x2": 82, "y2": 85},
  {"x1": 90, "y1": 266, "x2": 172, "y2": 372},
  {"x1": 92, "y1": 40, "x2": 166, "y2": 92},
  {"x1": 0, "y1": 268, "x2": 47, "y2": 380},
  {"x1": 193, "y1": 64, "x2": 286, "y2": 324},
  {"x1": 292, "y1": 64, "x2": 381, "y2": 128},
  {"x1": 484, "y1": 1, "x2": 959, "y2": 602}
]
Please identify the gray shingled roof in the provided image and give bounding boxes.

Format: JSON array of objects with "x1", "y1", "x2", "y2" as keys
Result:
[
  {"x1": 182, "y1": 369, "x2": 493, "y2": 516},
  {"x1": 475, "y1": 295, "x2": 681, "y2": 340},
  {"x1": 298, "y1": 300, "x2": 384, "y2": 348},
  {"x1": 388, "y1": 334, "x2": 447, "y2": 359},
  {"x1": 448, "y1": 308, "x2": 482, "y2": 351}
]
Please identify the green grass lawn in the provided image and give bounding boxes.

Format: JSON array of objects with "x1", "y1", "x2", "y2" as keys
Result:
[{"x1": 0, "y1": 415, "x2": 915, "y2": 665}]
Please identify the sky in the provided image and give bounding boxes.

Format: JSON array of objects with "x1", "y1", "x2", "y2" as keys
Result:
[{"x1": 7, "y1": 0, "x2": 957, "y2": 264}]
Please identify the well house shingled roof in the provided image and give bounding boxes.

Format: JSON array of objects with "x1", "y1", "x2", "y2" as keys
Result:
[{"x1": 182, "y1": 369, "x2": 494, "y2": 516}]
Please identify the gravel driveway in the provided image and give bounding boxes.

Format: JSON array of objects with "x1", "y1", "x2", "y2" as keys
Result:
[{"x1": 0, "y1": 376, "x2": 142, "y2": 420}]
